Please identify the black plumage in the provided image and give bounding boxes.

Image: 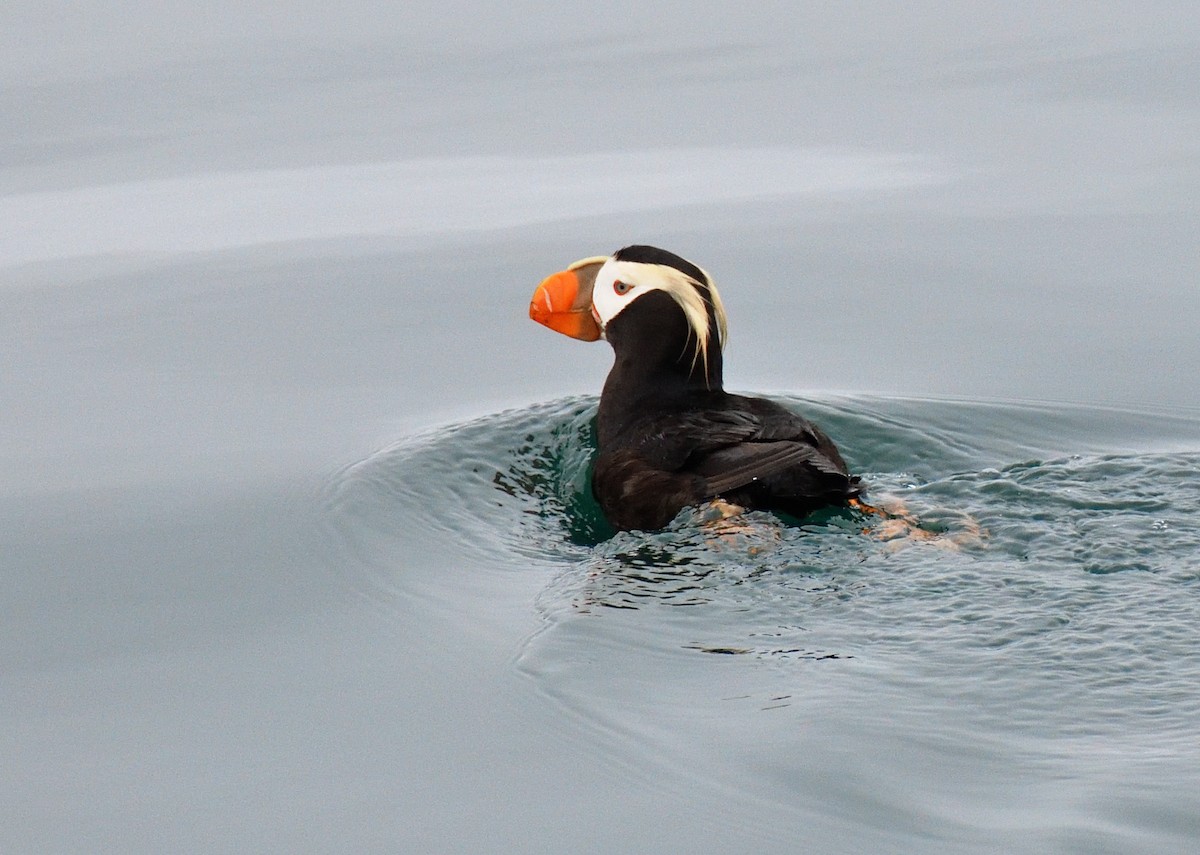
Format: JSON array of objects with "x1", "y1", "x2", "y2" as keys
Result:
[
  {"x1": 594, "y1": 395, "x2": 859, "y2": 531},
  {"x1": 530, "y1": 244, "x2": 861, "y2": 532},
  {"x1": 593, "y1": 248, "x2": 859, "y2": 531}
]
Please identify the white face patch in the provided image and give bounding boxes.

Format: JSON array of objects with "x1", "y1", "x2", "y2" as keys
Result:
[
  {"x1": 590, "y1": 259, "x2": 647, "y2": 331},
  {"x1": 589, "y1": 256, "x2": 728, "y2": 370}
]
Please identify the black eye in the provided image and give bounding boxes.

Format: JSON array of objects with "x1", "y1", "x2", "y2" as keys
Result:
[{"x1": 613, "y1": 280, "x2": 632, "y2": 295}]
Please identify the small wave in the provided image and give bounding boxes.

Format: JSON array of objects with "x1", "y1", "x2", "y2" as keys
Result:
[
  {"x1": 319, "y1": 394, "x2": 1200, "y2": 718},
  {"x1": 321, "y1": 394, "x2": 1200, "y2": 608},
  {"x1": 316, "y1": 392, "x2": 1200, "y2": 836}
]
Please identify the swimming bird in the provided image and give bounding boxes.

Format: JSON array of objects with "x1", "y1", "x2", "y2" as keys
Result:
[{"x1": 529, "y1": 245, "x2": 862, "y2": 532}]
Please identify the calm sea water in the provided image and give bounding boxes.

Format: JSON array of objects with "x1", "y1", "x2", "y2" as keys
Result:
[
  {"x1": 4, "y1": 3, "x2": 1200, "y2": 853},
  {"x1": 328, "y1": 394, "x2": 1200, "y2": 853}
]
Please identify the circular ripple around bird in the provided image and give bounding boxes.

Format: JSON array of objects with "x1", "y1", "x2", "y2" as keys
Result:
[
  {"x1": 317, "y1": 394, "x2": 1200, "y2": 850},
  {"x1": 322, "y1": 395, "x2": 1200, "y2": 750}
]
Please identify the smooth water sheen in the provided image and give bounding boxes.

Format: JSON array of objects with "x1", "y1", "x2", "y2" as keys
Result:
[{"x1": 329, "y1": 394, "x2": 1200, "y2": 853}]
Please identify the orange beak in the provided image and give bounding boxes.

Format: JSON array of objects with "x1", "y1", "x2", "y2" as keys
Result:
[{"x1": 528, "y1": 260, "x2": 604, "y2": 342}]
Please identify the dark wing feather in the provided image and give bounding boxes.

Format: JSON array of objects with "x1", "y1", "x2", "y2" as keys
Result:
[
  {"x1": 619, "y1": 409, "x2": 762, "y2": 470},
  {"x1": 620, "y1": 401, "x2": 852, "y2": 494},
  {"x1": 595, "y1": 396, "x2": 859, "y2": 530},
  {"x1": 695, "y1": 441, "x2": 845, "y2": 496}
]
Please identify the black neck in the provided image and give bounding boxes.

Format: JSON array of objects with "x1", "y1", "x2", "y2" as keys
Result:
[{"x1": 597, "y1": 291, "x2": 723, "y2": 446}]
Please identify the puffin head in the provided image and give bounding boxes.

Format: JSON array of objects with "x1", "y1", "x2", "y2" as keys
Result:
[{"x1": 530, "y1": 245, "x2": 728, "y2": 374}]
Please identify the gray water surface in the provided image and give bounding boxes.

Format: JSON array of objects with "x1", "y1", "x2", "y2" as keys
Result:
[{"x1": 4, "y1": 3, "x2": 1200, "y2": 853}]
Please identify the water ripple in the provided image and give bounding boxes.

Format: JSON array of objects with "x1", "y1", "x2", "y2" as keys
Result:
[{"x1": 322, "y1": 393, "x2": 1200, "y2": 838}]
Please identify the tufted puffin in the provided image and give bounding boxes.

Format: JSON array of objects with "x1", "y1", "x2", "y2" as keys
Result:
[{"x1": 529, "y1": 244, "x2": 863, "y2": 532}]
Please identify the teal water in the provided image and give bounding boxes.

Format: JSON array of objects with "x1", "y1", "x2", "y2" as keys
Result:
[{"x1": 329, "y1": 394, "x2": 1200, "y2": 852}]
